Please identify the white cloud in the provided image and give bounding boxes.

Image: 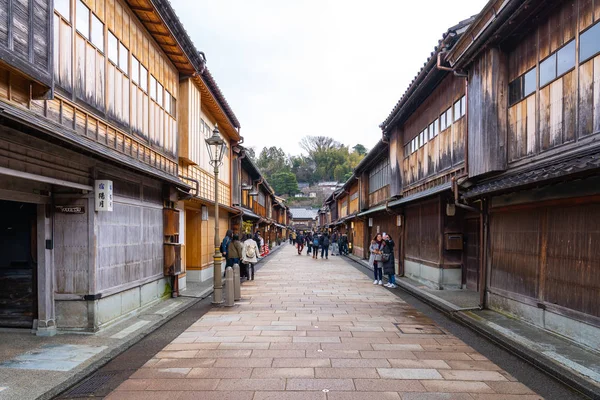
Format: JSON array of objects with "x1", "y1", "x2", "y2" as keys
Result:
[{"x1": 170, "y1": 0, "x2": 487, "y2": 156}]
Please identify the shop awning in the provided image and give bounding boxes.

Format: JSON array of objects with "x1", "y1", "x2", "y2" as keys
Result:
[
  {"x1": 388, "y1": 182, "x2": 452, "y2": 207},
  {"x1": 357, "y1": 204, "x2": 387, "y2": 217},
  {"x1": 241, "y1": 207, "x2": 261, "y2": 220}
]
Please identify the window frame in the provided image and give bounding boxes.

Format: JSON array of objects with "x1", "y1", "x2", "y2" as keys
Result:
[
  {"x1": 55, "y1": 0, "x2": 71, "y2": 22},
  {"x1": 76, "y1": 0, "x2": 90, "y2": 40},
  {"x1": 579, "y1": 20, "x2": 600, "y2": 64}
]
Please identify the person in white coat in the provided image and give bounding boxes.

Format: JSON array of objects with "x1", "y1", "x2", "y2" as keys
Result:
[{"x1": 242, "y1": 233, "x2": 259, "y2": 280}]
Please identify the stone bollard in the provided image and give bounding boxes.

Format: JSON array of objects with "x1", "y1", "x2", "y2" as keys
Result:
[
  {"x1": 224, "y1": 267, "x2": 234, "y2": 307},
  {"x1": 233, "y1": 263, "x2": 241, "y2": 301}
]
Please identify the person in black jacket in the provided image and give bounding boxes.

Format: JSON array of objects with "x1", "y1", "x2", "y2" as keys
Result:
[
  {"x1": 306, "y1": 231, "x2": 313, "y2": 255},
  {"x1": 296, "y1": 231, "x2": 305, "y2": 255},
  {"x1": 320, "y1": 233, "x2": 330, "y2": 259},
  {"x1": 382, "y1": 232, "x2": 396, "y2": 288}
]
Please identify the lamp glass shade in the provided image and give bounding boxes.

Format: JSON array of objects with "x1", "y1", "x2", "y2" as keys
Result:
[{"x1": 205, "y1": 125, "x2": 226, "y2": 165}]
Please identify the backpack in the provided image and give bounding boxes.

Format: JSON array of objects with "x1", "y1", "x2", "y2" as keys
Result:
[
  {"x1": 323, "y1": 236, "x2": 330, "y2": 247},
  {"x1": 313, "y1": 237, "x2": 319, "y2": 247},
  {"x1": 245, "y1": 243, "x2": 256, "y2": 259},
  {"x1": 220, "y1": 236, "x2": 231, "y2": 255}
]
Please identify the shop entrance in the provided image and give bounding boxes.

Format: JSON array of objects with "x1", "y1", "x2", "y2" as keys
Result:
[{"x1": 0, "y1": 200, "x2": 38, "y2": 328}]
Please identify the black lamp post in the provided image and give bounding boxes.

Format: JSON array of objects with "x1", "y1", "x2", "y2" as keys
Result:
[{"x1": 205, "y1": 124, "x2": 227, "y2": 304}]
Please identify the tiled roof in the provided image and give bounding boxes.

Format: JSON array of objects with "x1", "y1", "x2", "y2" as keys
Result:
[
  {"x1": 290, "y1": 208, "x2": 319, "y2": 220},
  {"x1": 464, "y1": 150, "x2": 600, "y2": 199},
  {"x1": 202, "y1": 68, "x2": 241, "y2": 129},
  {"x1": 379, "y1": 16, "x2": 475, "y2": 131}
]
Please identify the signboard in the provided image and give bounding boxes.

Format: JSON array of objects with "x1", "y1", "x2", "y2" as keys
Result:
[
  {"x1": 95, "y1": 180, "x2": 113, "y2": 212},
  {"x1": 55, "y1": 205, "x2": 85, "y2": 214}
]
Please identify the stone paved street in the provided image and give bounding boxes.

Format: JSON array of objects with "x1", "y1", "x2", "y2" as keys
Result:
[{"x1": 107, "y1": 244, "x2": 543, "y2": 400}]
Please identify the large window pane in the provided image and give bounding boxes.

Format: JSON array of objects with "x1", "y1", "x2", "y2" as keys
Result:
[
  {"x1": 446, "y1": 108, "x2": 453, "y2": 125},
  {"x1": 150, "y1": 75, "x2": 156, "y2": 100},
  {"x1": 131, "y1": 57, "x2": 139, "y2": 85},
  {"x1": 140, "y1": 65, "x2": 148, "y2": 92},
  {"x1": 119, "y1": 43, "x2": 128, "y2": 74},
  {"x1": 108, "y1": 31, "x2": 118, "y2": 64},
  {"x1": 55, "y1": 0, "x2": 70, "y2": 21},
  {"x1": 91, "y1": 14, "x2": 104, "y2": 52},
  {"x1": 454, "y1": 100, "x2": 461, "y2": 120},
  {"x1": 557, "y1": 40, "x2": 575, "y2": 76},
  {"x1": 580, "y1": 22, "x2": 600, "y2": 62},
  {"x1": 157, "y1": 82, "x2": 163, "y2": 107},
  {"x1": 434, "y1": 118, "x2": 439, "y2": 136},
  {"x1": 508, "y1": 77, "x2": 522, "y2": 106},
  {"x1": 523, "y1": 67, "x2": 536, "y2": 97},
  {"x1": 440, "y1": 112, "x2": 447, "y2": 131},
  {"x1": 460, "y1": 96, "x2": 466, "y2": 117},
  {"x1": 76, "y1": 0, "x2": 90, "y2": 39},
  {"x1": 539, "y1": 54, "x2": 556, "y2": 87}
]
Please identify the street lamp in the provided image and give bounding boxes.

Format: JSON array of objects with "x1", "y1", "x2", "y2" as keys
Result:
[{"x1": 205, "y1": 124, "x2": 227, "y2": 304}]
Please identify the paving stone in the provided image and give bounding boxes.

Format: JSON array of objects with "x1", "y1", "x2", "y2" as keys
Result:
[
  {"x1": 353, "y1": 378, "x2": 427, "y2": 392},
  {"x1": 439, "y1": 370, "x2": 508, "y2": 381},
  {"x1": 251, "y1": 367, "x2": 314, "y2": 378},
  {"x1": 285, "y1": 378, "x2": 355, "y2": 390},
  {"x1": 315, "y1": 367, "x2": 379, "y2": 378},
  {"x1": 104, "y1": 245, "x2": 542, "y2": 400}
]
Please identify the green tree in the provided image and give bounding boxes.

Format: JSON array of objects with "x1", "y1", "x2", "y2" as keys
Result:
[
  {"x1": 256, "y1": 146, "x2": 290, "y2": 180},
  {"x1": 353, "y1": 144, "x2": 367, "y2": 155},
  {"x1": 290, "y1": 155, "x2": 316, "y2": 184},
  {"x1": 245, "y1": 147, "x2": 256, "y2": 161},
  {"x1": 270, "y1": 171, "x2": 299, "y2": 196}
]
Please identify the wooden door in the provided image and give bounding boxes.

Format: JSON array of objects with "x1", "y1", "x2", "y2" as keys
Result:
[
  {"x1": 0, "y1": 201, "x2": 37, "y2": 328},
  {"x1": 464, "y1": 217, "x2": 480, "y2": 291}
]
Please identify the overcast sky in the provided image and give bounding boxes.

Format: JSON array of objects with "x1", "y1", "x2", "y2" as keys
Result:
[{"x1": 170, "y1": 0, "x2": 488, "y2": 156}]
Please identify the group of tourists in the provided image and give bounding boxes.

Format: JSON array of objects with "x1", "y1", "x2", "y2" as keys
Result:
[
  {"x1": 289, "y1": 229, "x2": 350, "y2": 260},
  {"x1": 220, "y1": 229, "x2": 262, "y2": 280},
  {"x1": 369, "y1": 232, "x2": 396, "y2": 288}
]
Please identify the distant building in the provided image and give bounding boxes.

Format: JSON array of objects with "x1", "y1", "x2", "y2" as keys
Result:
[
  {"x1": 309, "y1": 192, "x2": 317, "y2": 198},
  {"x1": 290, "y1": 208, "x2": 319, "y2": 230}
]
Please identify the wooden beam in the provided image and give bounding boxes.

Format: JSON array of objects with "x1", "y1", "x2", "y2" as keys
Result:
[
  {"x1": 147, "y1": 29, "x2": 171, "y2": 37},
  {"x1": 129, "y1": 5, "x2": 155, "y2": 13}
]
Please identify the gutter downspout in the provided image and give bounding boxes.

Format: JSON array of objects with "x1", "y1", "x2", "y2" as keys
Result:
[{"x1": 178, "y1": 175, "x2": 199, "y2": 198}]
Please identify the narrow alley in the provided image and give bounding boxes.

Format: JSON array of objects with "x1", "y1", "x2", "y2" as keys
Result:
[{"x1": 104, "y1": 244, "x2": 546, "y2": 400}]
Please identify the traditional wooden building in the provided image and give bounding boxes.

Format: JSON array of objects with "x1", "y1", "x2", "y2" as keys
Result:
[
  {"x1": 177, "y1": 67, "x2": 241, "y2": 284},
  {"x1": 0, "y1": 0, "x2": 215, "y2": 333},
  {"x1": 290, "y1": 208, "x2": 318, "y2": 231},
  {"x1": 379, "y1": 18, "x2": 474, "y2": 290},
  {"x1": 232, "y1": 148, "x2": 282, "y2": 252},
  {"x1": 443, "y1": 0, "x2": 600, "y2": 349}
]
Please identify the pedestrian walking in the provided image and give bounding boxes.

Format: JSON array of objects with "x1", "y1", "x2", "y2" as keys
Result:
[
  {"x1": 369, "y1": 233, "x2": 384, "y2": 285},
  {"x1": 306, "y1": 231, "x2": 313, "y2": 255},
  {"x1": 227, "y1": 234, "x2": 243, "y2": 268},
  {"x1": 312, "y1": 233, "x2": 320, "y2": 259},
  {"x1": 242, "y1": 233, "x2": 259, "y2": 280},
  {"x1": 341, "y1": 234, "x2": 349, "y2": 255},
  {"x1": 296, "y1": 231, "x2": 305, "y2": 255},
  {"x1": 382, "y1": 232, "x2": 396, "y2": 288},
  {"x1": 331, "y1": 231, "x2": 339, "y2": 255},
  {"x1": 320, "y1": 232, "x2": 330, "y2": 259},
  {"x1": 220, "y1": 229, "x2": 233, "y2": 267}
]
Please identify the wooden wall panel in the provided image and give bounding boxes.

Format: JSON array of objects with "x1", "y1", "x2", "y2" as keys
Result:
[
  {"x1": 468, "y1": 47, "x2": 508, "y2": 177},
  {"x1": 405, "y1": 199, "x2": 440, "y2": 264},
  {"x1": 401, "y1": 73, "x2": 465, "y2": 188},
  {"x1": 490, "y1": 209, "x2": 541, "y2": 299},
  {"x1": 545, "y1": 203, "x2": 600, "y2": 318}
]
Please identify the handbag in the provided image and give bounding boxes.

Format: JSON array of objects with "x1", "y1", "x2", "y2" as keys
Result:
[{"x1": 381, "y1": 253, "x2": 391, "y2": 262}]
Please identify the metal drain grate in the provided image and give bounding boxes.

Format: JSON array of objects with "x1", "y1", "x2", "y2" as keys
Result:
[
  {"x1": 62, "y1": 371, "x2": 120, "y2": 397},
  {"x1": 394, "y1": 323, "x2": 445, "y2": 335}
]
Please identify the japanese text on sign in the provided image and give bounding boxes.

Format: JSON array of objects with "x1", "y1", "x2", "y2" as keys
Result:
[{"x1": 95, "y1": 180, "x2": 113, "y2": 212}]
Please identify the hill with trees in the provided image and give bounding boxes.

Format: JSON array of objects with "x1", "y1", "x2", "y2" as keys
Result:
[{"x1": 250, "y1": 136, "x2": 367, "y2": 199}]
